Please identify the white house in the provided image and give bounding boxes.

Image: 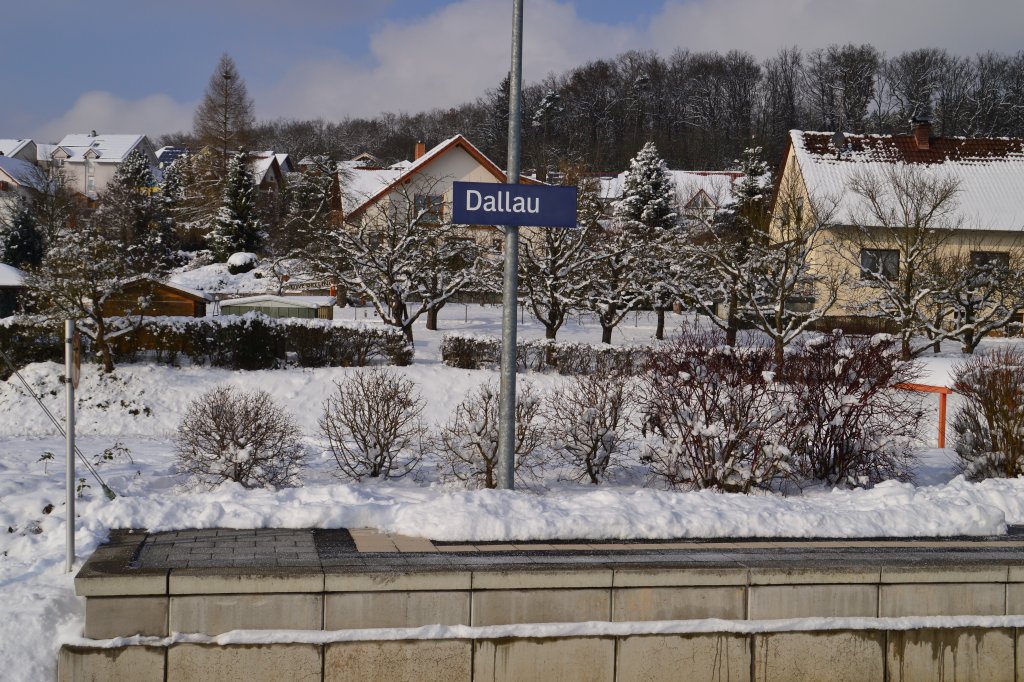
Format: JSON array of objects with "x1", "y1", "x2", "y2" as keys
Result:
[{"x1": 50, "y1": 132, "x2": 158, "y2": 199}]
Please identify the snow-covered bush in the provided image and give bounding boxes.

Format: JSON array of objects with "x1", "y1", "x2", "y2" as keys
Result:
[
  {"x1": 319, "y1": 368, "x2": 425, "y2": 480},
  {"x1": 175, "y1": 385, "x2": 305, "y2": 489},
  {"x1": 785, "y1": 332, "x2": 923, "y2": 486},
  {"x1": 106, "y1": 315, "x2": 412, "y2": 369},
  {"x1": 638, "y1": 326, "x2": 793, "y2": 492},
  {"x1": 226, "y1": 252, "x2": 258, "y2": 275},
  {"x1": 435, "y1": 380, "x2": 544, "y2": 488},
  {"x1": 952, "y1": 347, "x2": 1024, "y2": 480},
  {"x1": 545, "y1": 372, "x2": 635, "y2": 484},
  {"x1": 440, "y1": 333, "x2": 648, "y2": 375}
]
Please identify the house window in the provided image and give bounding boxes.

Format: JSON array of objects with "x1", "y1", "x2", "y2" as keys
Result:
[
  {"x1": 0, "y1": 181, "x2": 10, "y2": 192},
  {"x1": 414, "y1": 194, "x2": 444, "y2": 223},
  {"x1": 860, "y1": 248, "x2": 899, "y2": 281},
  {"x1": 970, "y1": 251, "x2": 1010, "y2": 270},
  {"x1": 86, "y1": 159, "x2": 96, "y2": 193}
]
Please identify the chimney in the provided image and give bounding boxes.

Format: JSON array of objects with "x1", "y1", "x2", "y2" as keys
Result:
[
  {"x1": 414, "y1": 141, "x2": 426, "y2": 160},
  {"x1": 911, "y1": 117, "x2": 931, "y2": 151}
]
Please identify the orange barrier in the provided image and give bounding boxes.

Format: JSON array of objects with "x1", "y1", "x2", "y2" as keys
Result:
[{"x1": 895, "y1": 383, "x2": 953, "y2": 448}]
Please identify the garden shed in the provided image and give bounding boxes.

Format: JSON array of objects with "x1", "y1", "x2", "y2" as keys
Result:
[
  {"x1": 0, "y1": 263, "x2": 25, "y2": 317},
  {"x1": 106, "y1": 278, "x2": 209, "y2": 317},
  {"x1": 219, "y1": 295, "x2": 335, "y2": 320}
]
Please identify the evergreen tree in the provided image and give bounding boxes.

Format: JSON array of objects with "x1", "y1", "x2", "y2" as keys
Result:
[
  {"x1": 209, "y1": 151, "x2": 264, "y2": 260},
  {"x1": 193, "y1": 54, "x2": 255, "y2": 176},
  {"x1": 97, "y1": 150, "x2": 178, "y2": 269},
  {"x1": 279, "y1": 156, "x2": 338, "y2": 254},
  {"x1": 613, "y1": 142, "x2": 679, "y2": 340},
  {"x1": 1, "y1": 197, "x2": 45, "y2": 269}
]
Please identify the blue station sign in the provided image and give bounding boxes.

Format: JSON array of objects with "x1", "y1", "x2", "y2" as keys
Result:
[{"x1": 452, "y1": 181, "x2": 578, "y2": 228}]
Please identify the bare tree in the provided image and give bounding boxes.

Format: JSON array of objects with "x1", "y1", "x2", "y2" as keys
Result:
[
  {"x1": 175, "y1": 385, "x2": 305, "y2": 489},
  {"x1": 314, "y1": 178, "x2": 483, "y2": 342},
  {"x1": 319, "y1": 368, "x2": 425, "y2": 480},
  {"x1": 435, "y1": 380, "x2": 544, "y2": 489},
  {"x1": 929, "y1": 245, "x2": 1024, "y2": 353},
  {"x1": 843, "y1": 164, "x2": 962, "y2": 359},
  {"x1": 193, "y1": 54, "x2": 255, "y2": 176},
  {"x1": 519, "y1": 170, "x2": 602, "y2": 339}
]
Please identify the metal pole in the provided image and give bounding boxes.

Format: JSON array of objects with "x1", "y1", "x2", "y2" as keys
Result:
[
  {"x1": 64, "y1": 320, "x2": 75, "y2": 573},
  {"x1": 496, "y1": 0, "x2": 524, "y2": 491}
]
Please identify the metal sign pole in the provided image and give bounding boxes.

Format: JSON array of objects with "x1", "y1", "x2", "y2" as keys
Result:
[
  {"x1": 496, "y1": 0, "x2": 524, "y2": 490},
  {"x1": 65, "y1": 320, "x2": 76, "y2": 572}
]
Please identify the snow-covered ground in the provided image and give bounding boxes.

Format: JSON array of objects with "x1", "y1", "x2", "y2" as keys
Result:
[{"x1": 1, "y1": 304, "x2": 1021, "y2": 680}]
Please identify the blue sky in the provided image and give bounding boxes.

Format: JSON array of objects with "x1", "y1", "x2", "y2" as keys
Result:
[{"x1": 3, "y1": 0, "x2": 1020, "y2": 141}]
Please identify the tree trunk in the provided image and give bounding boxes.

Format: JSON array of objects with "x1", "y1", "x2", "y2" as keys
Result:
[
  {"x1": 725, "y1": 290, "x2": 739, "y2": 347},
  {"x1": 774, "y1": 338, "x2": 785, "y2": 377},
  {"x1": 94, "y1": 316, "x2": 115, "y2": 373},
  {"x1": 401, "y1": 324, "x2": 414, "y2": 343},
  {"x1": 545, "y1": 325, "x2": 557, "y2": 340},
  {"x1": 601, "y1": 325, "x2": 613, "y2": 344},
  {"x1": 426, "y1": 303, "x2": 443, "y2": 331},
  {"x1": 655, "y1": 308, "x2": 666, "y2": 340}
]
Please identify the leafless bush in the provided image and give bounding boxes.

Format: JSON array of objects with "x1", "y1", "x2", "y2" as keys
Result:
[
  {"x1": 785, "y1": 331, "x2": 923, "y2": 486},
  {"x1": 952, "y1": 347, "x2": 1024, "y2": 480},
  {"x1": 545, "y1": 373, "x2": 635, "y2": 483},
  {"x1": 175, "y1": 385, "x2": 305, "y2": 489},
  {"x1": 319, "y1": 368, "x2": 425, "y2": 480},
  {"x1": 638, "y1": 326, "x2": 793, "y2": 492},
  {"x1": 435, "y1": 380, "x2": 544, "y2": 488}
]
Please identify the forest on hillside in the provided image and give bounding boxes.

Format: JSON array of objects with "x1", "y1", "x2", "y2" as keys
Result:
[{"x1": 177, "y1": 45, "x2": 1024, "y2": 176}]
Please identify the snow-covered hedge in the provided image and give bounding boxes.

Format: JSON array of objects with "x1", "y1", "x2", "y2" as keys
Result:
[
  {"x1": 440, "y1": 332, "x2": 649, "y2": 375},
  {"x1": 0, "y1": 314, "x2": 412, "y2": 373}
]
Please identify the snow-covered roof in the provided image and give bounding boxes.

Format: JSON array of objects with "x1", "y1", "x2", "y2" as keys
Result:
[
  {"x1": 342, "y1": 134, "x2": 520, "y2": 219},
  {"x1": 0, "y1": 155, "x2": 40, "y2": 186},
  {"x1": 599, "y1": 170, "x2": 741, "y2": 209},
  {"x1": 250, "y1": 152, "x2": 280, "y2": 185},
  {"x1": 221, "y1": 294, "x2": 334, "y2": 309},
  {"x1": 0, "y1": 263, "x2": 25, "y2": 288},
  {"x1": 0, "y1": 139, "x2": 31, "y2": 158},
  {"x1": 275, "y1": 154, "x2": 294, "y2": 173},
  {"x1": 53, "y1": 133, "x2": 147, "y2": 163},
  {"x1": 342, "y1": 166, "x2": 406, "y2": 214},
  {"x1": 791, "y1": 130, "x2": 1024, "y2": 231}
]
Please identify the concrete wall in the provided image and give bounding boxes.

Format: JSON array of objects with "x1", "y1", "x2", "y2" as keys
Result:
[
  {"x1": 77, "y1": 564, "x2": 1024, "y2": 639},
  {"x1": 59, "y1": 627, "x2": 1024, "y2": 682}
]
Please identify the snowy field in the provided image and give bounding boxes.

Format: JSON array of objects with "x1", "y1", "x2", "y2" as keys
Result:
[{"x1": 1, "y1": 304, "x2": 1023, "y2": 679}]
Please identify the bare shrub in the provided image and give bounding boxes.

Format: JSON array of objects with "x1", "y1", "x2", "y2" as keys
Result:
[
  {"x1": 638, "y1": 326, "x2": 793, "y2": 492},
  {"x1": 436, "y1": 380, "x2": 544, "y2": 488},
  {"x1": 952, "y1": 347, "x2": 1024, "y2": 480},
  {"x1": 785, "y1": 331, "x2": 923, "y2": 486},
  {"x1": 545, "y1": 373, "x2": 635, "y2": 483},
  {"x1": 175, "y1": 385, "x2": 305, "y2": 489},
  {"x1": 319, "y1": 368, "x2": 425, "y2": 479}
]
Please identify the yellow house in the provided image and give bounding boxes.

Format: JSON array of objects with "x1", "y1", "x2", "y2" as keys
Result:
[{"x1": 772, "y1": 123, "x2": 1024, "y2": 325}]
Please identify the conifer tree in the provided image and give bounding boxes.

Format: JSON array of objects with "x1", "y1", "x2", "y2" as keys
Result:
[
  {"x1": 1, "y1": 197, "x2": 45, "y2": 269},
  {"x1": 193, "y1": 54, "x2": 255, "y2": 177},
  {"x1": 209, "y1": 151, "x2": 264, "y2": 260},
  {"x1": 280, "y1": 156, "x2": 338, "y2": 254},
  {"x1": 612, "y1": 142, "x2": 679, "y2": 340},
  {"x1": 96, "y1": 150, "x2": 171, "y2": 258}
]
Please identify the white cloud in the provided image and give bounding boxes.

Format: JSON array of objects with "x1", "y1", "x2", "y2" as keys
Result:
[
  {"x1": 35, "y1": 91, "x2": 194, "y2": 143},
  {"x1": 255, "y1": 0, "x2": 637, "y2": 120},
  {"x1": 646, "y1": 0, "x2": 1024, "y2": 58}
]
